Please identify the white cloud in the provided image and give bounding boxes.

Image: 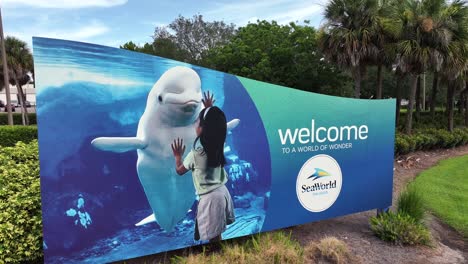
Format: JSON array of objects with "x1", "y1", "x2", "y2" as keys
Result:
[
  {"x1": 141, "y1": 21, "x2": 167, "y2": 28},
  {"x1": 269, "y1": 5, "x2": 323, "y2": 24},
  {"x1": 65, "y1": 24, "x2": 110, "y2": 39},
  {"x1": 205, "y1": 0, "x2": 324, "y2": 27},
  {"x1": 6, "y1": 21, "x2": 110, "y2": 48},
  {"x1": 2, "y1": 0, "x2": 127, "y2": 9},
  {"x1": 205, "y1": 0, "x2": 292, "y2": 16}
]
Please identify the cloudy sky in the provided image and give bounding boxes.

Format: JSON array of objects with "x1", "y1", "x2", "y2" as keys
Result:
[{"x1": 2, "y1": 0, "x2": 327, "y2": 49}]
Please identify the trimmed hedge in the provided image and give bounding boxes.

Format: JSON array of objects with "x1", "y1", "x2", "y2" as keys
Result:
[
  {"x1": 0, "y1": 126, "x2": 38, "y2": 147},
  {"x1": 0, "y1": 140, "x2": 42, "y2": 264},
  {"x1": 395, "y1": 128, "x2": 468, "y2": 156},
  {"x1": 0, "y1": 113, "x2": 37, "y2": 125}
]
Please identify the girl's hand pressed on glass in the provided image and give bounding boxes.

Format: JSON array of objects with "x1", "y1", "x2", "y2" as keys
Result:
[
  {"x1": 202, "y1": 91, "x2": 215, "y2": 108},
  {"x1": 171, "y1": 138, "x2": 189, "y2": 175}
]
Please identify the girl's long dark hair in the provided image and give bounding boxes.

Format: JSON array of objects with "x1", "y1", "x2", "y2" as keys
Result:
[{"x1": 194, "y1": 106, "x2": 227, "y2": 167}]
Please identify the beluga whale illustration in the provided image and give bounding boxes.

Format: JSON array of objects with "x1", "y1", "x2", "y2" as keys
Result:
[{"x1": 92, "y1": 66, "x2": 240, "y2": 231}]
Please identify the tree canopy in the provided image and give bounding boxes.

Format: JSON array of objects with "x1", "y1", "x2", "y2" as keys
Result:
[{"x1": 205, "y1": 20, "x2": 352, "y2": 96}]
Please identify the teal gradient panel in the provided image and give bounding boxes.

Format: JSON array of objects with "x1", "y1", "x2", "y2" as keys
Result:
[{"x1": 238, "y1": 77, "x2": 395, "y2": 231}]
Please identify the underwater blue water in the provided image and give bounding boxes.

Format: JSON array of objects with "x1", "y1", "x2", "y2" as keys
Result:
[{"x1": 33, "y1": 38, "x2": 271, "y2": 263}]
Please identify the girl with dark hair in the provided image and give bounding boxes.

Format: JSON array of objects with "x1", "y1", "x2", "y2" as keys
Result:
[{"x1": 171, "y1": 91, "x2": 235, "y2": 242}]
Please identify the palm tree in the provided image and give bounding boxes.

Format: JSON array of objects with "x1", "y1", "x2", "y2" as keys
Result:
[
  {"x1": 428, "y1": 0, "x2": 468, "y2": 122},
  {"x1": 372, "y1": 0, "x2": 399, "y2": 99},
  {"x1": 442, "y1": 43, "x2": 467, "y2": 131},
  {"x1": 439, "y1": 0, "x2": 468, "y2": 131},
  {"x1": 4, "y1": 36, "x2": 33, "y2": 125},
  {"x1": 392, "y1": 0, "x2": 458, "y2": 134},
  {"x1": 319, "y1": 0, "x2": 380, "y2": 98}
]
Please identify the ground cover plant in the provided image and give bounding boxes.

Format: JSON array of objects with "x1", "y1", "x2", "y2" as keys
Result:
[{"x1": 370, "y1": 187, "x2": 432, "y2": 246}]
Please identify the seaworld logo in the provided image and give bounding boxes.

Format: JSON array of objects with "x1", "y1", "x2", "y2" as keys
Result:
[
  {"x1": 307, "y1": 168, "x2": 331, "y2": 180},
  {"x1": 302, "y1": 168, "x2": 336, "y2": 193},
  {"x1": 301, "y1": 180, "x2": 337, "y2": 193},
  {"x1": 296, "y1": 155, "x2": 342, "y2": 212}
]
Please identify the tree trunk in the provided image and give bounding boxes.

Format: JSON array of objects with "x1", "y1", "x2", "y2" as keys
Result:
[
  {"x1": 0, "y1": 8, "x2": 13, "y2": 126},
  {"x1": 395, "y1": 74, "x2": 403, "y2": 126},
  {"x1": 13, "y1": 76, "x2": 29, "y2": 126},
  {"x1": 406, "y1": 74, "x2": 418, "y2": 134},
  {"x1": 16, "y1": 93, "x2": 25, "y2": 125},
  {"x1": 430, "y1": 71, "x2": 439, "y2": 119},
  {"x1": 376, "y1": 64, "x2": 383, "y2": 99},
  {"x1": 446, "y1": 81, "x2": 455, "y2": 132},
  {"x1": 353, "y1": 66, "x2": 361, "y2": 99},
  {"x1": 465, "y1": 82, "x2": 468, "y2": 127},
  {"x1": 415, "y1": 75, "x2": 421, "y2": 121},
  {"x1": 458, "y1": 89, "x2": 465, "y2": 114},
  {"x1": 465, "y1": 95, "x2": 468, "y2": 127}
]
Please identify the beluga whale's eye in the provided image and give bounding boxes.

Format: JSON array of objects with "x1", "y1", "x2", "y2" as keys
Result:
[{"x1": 158, "y1": 95, "x2": 163, "y2": 103}]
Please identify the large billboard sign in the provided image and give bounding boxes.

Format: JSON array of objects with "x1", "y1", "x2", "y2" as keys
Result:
[{"x1": 33, "y1": 37, "x2": 395, "y2": 263}]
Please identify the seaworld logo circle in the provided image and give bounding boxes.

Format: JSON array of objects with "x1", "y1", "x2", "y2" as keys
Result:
[{"x1": 296, "y1": 154, "x2": 342, "y2": 212}]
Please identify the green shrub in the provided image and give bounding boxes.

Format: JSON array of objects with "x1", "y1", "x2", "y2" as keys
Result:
[
  {"x1": 397, "y1": 187, "x2": 425, "y2": 223},
  {"x1": 405, "y1": 135, "x2": 417, "y2": 152},
  {"x1": 0, "y1": 126, "x2": 38, "y2": 147},
  {"x1": 395, "y1": 128, "x2": 468, "y2": 156},
  {"x1": 0, "y1": 140, "x2": 42, "y2": 264},
  {"x1": 0, "y1": 113, "x2": 37, "y2": 125},
  {"x1": 395, "y1": 135, "x2": 410, "y2": 155},
  {"x1": 370, "y1": 211, "x2": 431, "y2": 246},
  {"x1": 413, "y1": 134, "x2": 425, "y2": 150}
]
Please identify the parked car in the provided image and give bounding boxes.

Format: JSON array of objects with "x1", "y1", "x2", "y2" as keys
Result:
[
  {"x1": 3, "y1": 103, "x2": 16, "y2": 112},
  {"x1": 16, "y1": 100, "x2": 32, "y2": 107}
]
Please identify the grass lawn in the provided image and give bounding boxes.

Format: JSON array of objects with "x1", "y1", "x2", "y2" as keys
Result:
[{"x1": 410, "y1": 155, "x2": 468, "y2": 237}]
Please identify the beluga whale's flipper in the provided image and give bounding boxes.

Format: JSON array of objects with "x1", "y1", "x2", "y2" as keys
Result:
[
  {"x1": 227, "y1": 119, "x2": 240, "y2": 131},
  {"x1": 91, "y1": 137, "x2": 147, "y2": 153}
]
